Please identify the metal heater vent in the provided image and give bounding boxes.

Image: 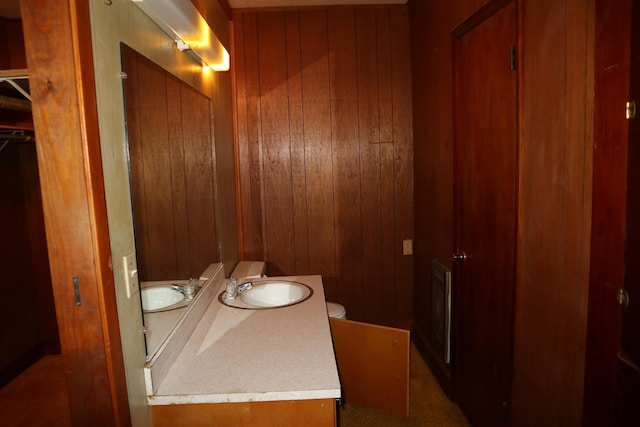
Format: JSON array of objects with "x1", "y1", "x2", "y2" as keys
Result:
[{"x1": 431, "y1": 259, "x2": 451, "y2": 363}]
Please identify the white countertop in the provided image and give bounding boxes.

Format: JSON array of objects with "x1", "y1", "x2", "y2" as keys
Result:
[{"x1": 147, "y1": 274, "x2": 342, "y2": 405}]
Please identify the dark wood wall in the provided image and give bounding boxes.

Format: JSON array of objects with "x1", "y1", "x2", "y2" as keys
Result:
[
  {"x1": 512, "y1": 1, "x2": 593, "y2": 424},
  {"x1": 0, "y1": 18, "x2": 57, "y2": 384},
  {"x1": 122, "y1": 46, "x2": 220, "y2": 281},
  {"x1": 232, "y1": 6, "x2": 413, "y2": 326},
  {"x1": 0, "y1": 17, "x2": 26, "y2": 69},
  {"x1": 410, "y1": 0, "x2": 593, "y2": 425},
  {"x1": 0, "y1": 18, "x2": 31, "y2": 129},
  {"x1": 0, "y1": 142, "x2": 57, "y2": 382}
]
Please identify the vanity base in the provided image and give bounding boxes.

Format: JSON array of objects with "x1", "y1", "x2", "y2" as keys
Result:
[{"x1": 151, "y1": 398, "x2": 337, "y2": 427}]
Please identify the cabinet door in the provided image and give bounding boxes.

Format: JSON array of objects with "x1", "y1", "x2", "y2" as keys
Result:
[{"x1": 329, "y1": 318, "x2": 410, "y2": 417}]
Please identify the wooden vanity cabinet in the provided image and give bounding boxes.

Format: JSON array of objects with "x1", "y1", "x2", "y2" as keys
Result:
[
  {"x1": 150, "y1": 318, "x2": 409, "y2": 426},
  {"x1": 151, "y1": 398, "x2": 336, "y2": 427}
]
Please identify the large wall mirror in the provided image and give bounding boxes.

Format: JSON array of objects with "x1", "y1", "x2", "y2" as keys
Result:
[{"x1": 120, "y1": 43, "x2": 220, "y2": 357}]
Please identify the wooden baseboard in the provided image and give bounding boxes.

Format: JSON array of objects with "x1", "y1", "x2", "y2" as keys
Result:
[
  {"x1": 0, "y1": 339, "x2": 61, "y2": 387},
  {"x1": 411, "y1": 324, "x2": 451, "y2": 396}
]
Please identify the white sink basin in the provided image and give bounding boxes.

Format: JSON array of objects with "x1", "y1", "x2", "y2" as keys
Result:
[
  {"x1": 141, "y1": 286, "x2": 184, "y2": 312},
  {"x1": 241, "y1": 280, "x2": 312, "y2": 307},
  {"x1": 220, "y1": 280, "x2": 313, "y2": 309}
]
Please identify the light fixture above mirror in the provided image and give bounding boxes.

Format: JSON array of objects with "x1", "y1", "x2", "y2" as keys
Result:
[{"x1": 131, "y1": 0, "x2": 230, "y2": 71}]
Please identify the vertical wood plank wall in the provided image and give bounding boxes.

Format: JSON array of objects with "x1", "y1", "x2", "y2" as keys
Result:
[
  {"x1": 0, "y1": 18, "x2": 31, "y2": 129},
  {"x1": 233, "y1": 6, "x2": 414, "y2": 326},
  {"x1": 0, "y1": 143, "x2": 57, "y2": 379},
  {"x1": 584, "y1": 0, "x2": 631, "y2": 424},
  {"x1": 409, "y1": 0, "x2": 593, "y2": 424},
  {"x1": 0, "y1": 18, "x2": 57, "y2": 379},
  {"x1": 123, "y1": 47, "x2": 219, "y2": 281},
  {"x1": 408, "y1": 0, "x2": 487, "y2": 390},
  {"x1": 513, "y1": 0, "x2": 593, "y2": 425}
]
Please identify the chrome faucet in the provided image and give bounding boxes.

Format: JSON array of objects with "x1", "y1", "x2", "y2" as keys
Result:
[
  {"x1": 237, "y1": 281, "x2": 253, "y2": 294},
  {"x1": 171, "y1": 284, "x2": 185, "y2": 293},
  {"x1": 225, "y1": 276, "x2": 253, "y2": 301},
  {"x1": 171, "y1": 279, "x2": 197, "y2": 301}
]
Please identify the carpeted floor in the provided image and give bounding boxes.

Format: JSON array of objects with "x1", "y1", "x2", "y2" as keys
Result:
[
  {"x1": 0, "y1": 354, "x2": 71, "y2": 427},
  {"x1": 339, "y1": 343, "x2": 471, "y2": 427},
  {"x1": 1, "y1": 344, "x2": 469, "y2": 427}
]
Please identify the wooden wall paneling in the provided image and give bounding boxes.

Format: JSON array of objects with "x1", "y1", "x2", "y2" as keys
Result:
[
  {"x1": 356, "y1": 8, "x2": 384, "y2": 324},
  {"x1": 408, "y1": 0, "x2": 459, "y2": 354},
  {"x1": 232, "y1": 13, "x2": 249, "y2": 256},
  {"x1": 516, "y1": 2, "x2": 570, "y2": 417},
  {"x1": 515, "y1": 0, "x2": 569, "y2": 420},
  {"x1": 584, "y1": 0, "x2": 631, "y2": 424},
  {"x1": 389, "y1": 7, "x2": 414, "y2": 326},
  {"x1": 298, "y1": 10, "x2": 338, "y2": 300},
  {"x1": 138, "y1": 57, "x2": 176, "y2": 280},
  {"x1": 182, "y1": 84, "x2": 219, "y2": 276},
  {"x1": 234, "y1": 8, "x2": 413, "y2": 324},
  {"x1": 21, "y1": 0, "x2": 130, "y2": 422},
  {"x1": 257, "y1": 12, "x2": 296, "y2": 275},
  {"x1": 125, "y1": 48, "x2": 220, "y2": 281},
  {"x1": 375, "y1": 9, "x2": 397, "y2": 328},
  {"x1": 166, "y1": 75, "x2": 191, "y2": 279},
  {"x1": 18, "y1": 144, "x2": 57, "y2": 347},
  {"x1": 233, "y1": 6, "x2": 413, "y2": 325},
  {"x1": 512, "y1": 0, "x2": 592, "y2": 425},
  {"x1": 0, "y1": 18, "x2": 31, "y2": 129},
  {"x1": 0, "y1": 18, "x2": 27, "y2": 69},
  {"x1": 240, "y1": 13, "x2": 266, "y2": 262},
  {"x1": 285, "y1": 11, "x2": 311, "y2": 275},
  {"x1": 0, "y1": 144, "x2": 40, "y2": 374},
  {"x1": 0, "y1": 18, "x2": 9, "y2": 69},
  {"x1": 555, "y1": 0, "x2": 593, "y2": 423},
  {"x1": 327, "y1": 8, "x2": 364, "y2": 320},
  {"x1": 408, "y1": 0, "x2": 439, "y2": 363}
]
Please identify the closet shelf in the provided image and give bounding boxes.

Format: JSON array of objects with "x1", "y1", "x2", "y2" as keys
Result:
[
  {"x1": 0, "y1": 68, "x2": 33, "y2": 134},
  {"x1": 0, "y1": 68, "x2": 31, "y2": 102}
]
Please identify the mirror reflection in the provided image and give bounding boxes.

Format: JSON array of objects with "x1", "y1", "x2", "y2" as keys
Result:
[{"x1": 120, "y1": 43, "x2": 220, "y2": 357}]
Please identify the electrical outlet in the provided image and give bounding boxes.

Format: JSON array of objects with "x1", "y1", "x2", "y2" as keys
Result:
[
  {"x1": 403, "y1": 239, "x2": 413, "y2": 256},
  {"x1": 123, "y1": 252, "x2": 139, "y2": 298}
]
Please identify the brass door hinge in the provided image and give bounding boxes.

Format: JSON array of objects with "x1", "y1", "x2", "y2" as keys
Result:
[{"x1": 626, "y1": 101, "x2": 636, "y2": 119}]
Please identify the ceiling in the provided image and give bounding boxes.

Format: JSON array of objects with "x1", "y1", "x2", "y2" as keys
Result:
[{"x1": 0, "y1": 1, "x2": 407, "y2": 19}]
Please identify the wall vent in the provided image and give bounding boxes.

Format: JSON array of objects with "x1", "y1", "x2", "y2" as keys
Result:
[{"x1": 431, "y1": 259, "x2": 451, "y2": 363}]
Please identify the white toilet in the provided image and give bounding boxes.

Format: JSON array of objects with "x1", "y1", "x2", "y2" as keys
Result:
[
  {"x1": 231, "y1": 261, "x2": 347, "y2": 319},
  {"x1": 326, "y1": 301, "x2": 347, "y2": 319}
]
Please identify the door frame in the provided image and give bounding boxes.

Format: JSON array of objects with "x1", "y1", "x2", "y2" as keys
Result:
[{"x1": 20, "y1": 0, "x2": 130, "y2": 424}]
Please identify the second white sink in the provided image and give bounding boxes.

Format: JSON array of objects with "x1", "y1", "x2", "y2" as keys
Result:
[
  {"x1": 240, "y1": 280, "x2": 312, "y2": 308},
  {"x1": 141, "y1": 285, "x2": 184, "y2": 311}
]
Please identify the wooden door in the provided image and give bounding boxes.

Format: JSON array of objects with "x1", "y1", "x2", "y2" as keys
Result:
[
  {"x1": 329, "y1": 318, "x2": 410, "y2": 418},
  {"x1": 452, "y1": 1, "x2": 518, "y2": 425}
]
